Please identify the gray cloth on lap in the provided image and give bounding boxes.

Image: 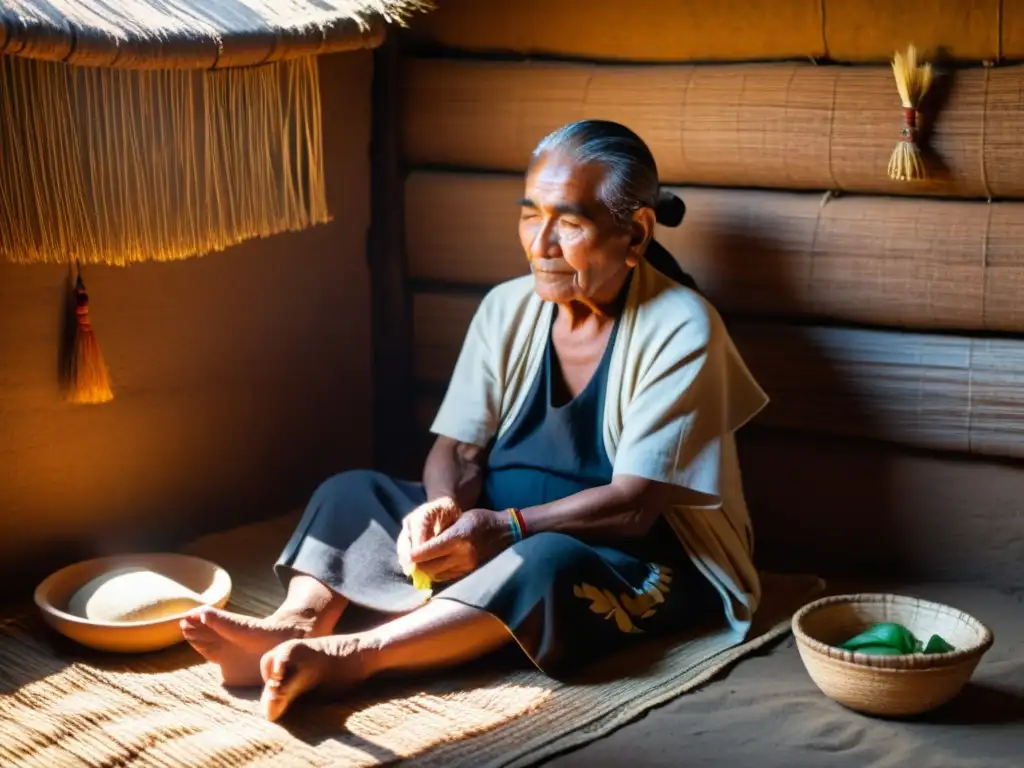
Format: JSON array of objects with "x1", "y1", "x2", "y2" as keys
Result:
[{"x1": 275, "y1": 470, "x2": 428, "y2": 614}]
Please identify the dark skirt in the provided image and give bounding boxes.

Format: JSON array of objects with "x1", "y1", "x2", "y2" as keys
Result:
[{"x1": 275, "y1": 470, "x2": 721, "y2": 678}]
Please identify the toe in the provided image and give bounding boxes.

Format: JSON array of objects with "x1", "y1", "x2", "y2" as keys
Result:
[
  {"x1": 259, "y1": 645, "x2": 290, "y2": 721},
  {"x1": 261, "y1": 685, "x2": 287, "y2": 722},
  {"x1": 181, "y1": 619, "x2": 217, "y2": 642},
  {"x1": 183, "y1": 606, "x2": 212, "y2": 624},
  {"x1": 198, "y1": 607, "x2": 230, "y2": 630},
  {"x1": 180, "y1": 613, "x2": 204, "y2": 632},
  {"x1": 259, "y1": 640, "x2": 318, "y2": 722},
  {"x1": 261, "y1": 639, "x2": 297, "y2": 689}
]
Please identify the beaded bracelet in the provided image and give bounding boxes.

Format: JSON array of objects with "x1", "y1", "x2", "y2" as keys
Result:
[{"x1": 507, "y1": 507, "x2": 527, "y2": 543}]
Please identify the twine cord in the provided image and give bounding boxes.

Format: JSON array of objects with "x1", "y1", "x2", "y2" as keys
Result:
[
  {"x1": 825, "y1": 69, "x2": 839, "y2": 190},
  {"x1": 981, "y1": 199, "x2": 993, "y2": 330},
  {"x1": 966, "y1": 336, "x2": 975, "y2": 454},
  {"x1": 782, "y1": 64, "x2": 800, "y2": 186},
  {"x1": 807, "y1": 190, "x2": 836, "y2": 287},
  {"x1": 902, "y1": 107, "x2": 917, "y2": 141},
  {"x1": 679, "y1": 66, "x2": 696, "y2": 175}
]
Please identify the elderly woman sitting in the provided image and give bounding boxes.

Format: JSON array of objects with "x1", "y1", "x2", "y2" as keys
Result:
[{"x1": 182, "y1": 119, "x2": 768, "y2": 721}]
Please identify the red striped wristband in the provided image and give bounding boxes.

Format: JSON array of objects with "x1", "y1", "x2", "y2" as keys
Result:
[{"x1": 508, "y1": 507, "x2": 527, "y2": 539}]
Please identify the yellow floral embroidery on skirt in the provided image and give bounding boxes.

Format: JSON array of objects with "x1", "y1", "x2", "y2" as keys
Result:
[{"x1": 573, "y1": 564, "x2": 673, "y2": 634}]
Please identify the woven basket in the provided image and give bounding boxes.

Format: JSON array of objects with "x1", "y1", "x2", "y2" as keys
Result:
[{"x1": 792, "y1": 594, "x2": 993, "y2": 717}]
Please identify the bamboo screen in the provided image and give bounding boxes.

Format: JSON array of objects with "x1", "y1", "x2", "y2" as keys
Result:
[
  {"x1": 397, "y1": 21, "x2": 1024, "y2": 473},
  {"x1": 404, "y1": 59, "x2": 1024, "y2": 200},
  {"x1": 405, "y1": 173, "x2": 1024, "y2": 333}
]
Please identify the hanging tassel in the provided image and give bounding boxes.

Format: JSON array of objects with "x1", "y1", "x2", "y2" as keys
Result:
[
  {"x1": 66, "y1": 267, "x2": 113, "y2": 404},
  {"x1": 887, "y1": 45, "x2": 933, "y2": 181}
]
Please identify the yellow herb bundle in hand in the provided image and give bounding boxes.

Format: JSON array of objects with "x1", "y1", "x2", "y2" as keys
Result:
[{"x1": 411, "y1": 567, "x2": 433, "y2": 594}]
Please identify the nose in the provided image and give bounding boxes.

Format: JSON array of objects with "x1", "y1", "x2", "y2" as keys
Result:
[{"x1": 526, "y1": 217, "x2": 560, "y2": 262}]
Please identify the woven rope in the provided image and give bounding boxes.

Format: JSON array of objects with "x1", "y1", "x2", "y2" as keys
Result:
[
  {"x1": 0, "y1": 1, "x2": 432, "y2": 69},
  {"x1": 0, "y1": 514, "x2": 821, "y2": 768}
]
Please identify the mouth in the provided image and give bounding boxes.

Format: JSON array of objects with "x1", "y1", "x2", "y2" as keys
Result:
[{"x1": 531, "y1": 260, "x2": 574, "y2": 276}]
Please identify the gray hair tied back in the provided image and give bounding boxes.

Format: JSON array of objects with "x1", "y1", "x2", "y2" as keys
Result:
[
  {"x1": 655, "y1": 189, "x2": 686, "y2": 228},
  {"x1": 531, "y1": 120, "x2": 699, "y2": 292}
]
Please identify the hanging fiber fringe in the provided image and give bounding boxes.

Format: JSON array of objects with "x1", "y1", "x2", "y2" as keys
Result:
[
  {"x1": 0, "y1": 54, "x2": 329, "y2": 267},
  {"x1": 887, "y1": 45, "x2": 933, "y2": 182}
]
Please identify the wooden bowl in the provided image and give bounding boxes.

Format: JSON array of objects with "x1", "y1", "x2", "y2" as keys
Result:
[
  {"x1": 792, "y1": 593, "x2": 993, "y2": 717},
  {"x1": 34, "y1": 553, "x2": 232, "y2": 654}
]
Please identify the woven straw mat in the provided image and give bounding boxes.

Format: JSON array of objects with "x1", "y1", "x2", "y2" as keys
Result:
[{"x1": 0, "y1": 513, "x2": 822, "y2": 767}]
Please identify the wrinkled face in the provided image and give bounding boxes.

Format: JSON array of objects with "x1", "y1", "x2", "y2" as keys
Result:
[{"x1": 518, "y1": 152, "x2": 645, "y2": 305}]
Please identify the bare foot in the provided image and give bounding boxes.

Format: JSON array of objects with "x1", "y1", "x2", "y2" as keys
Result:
[
  {"x1": 259, "y1": 635, "x2": 369, "y2": 722},
  {"x1": 180, "y1": 608, "x2": 316, "y2": 687}
]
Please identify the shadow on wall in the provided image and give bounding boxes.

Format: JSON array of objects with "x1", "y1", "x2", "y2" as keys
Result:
[
  {"x1": 679, "y1": 224, "x2": 908, "y2": 582},
  {"x1": 917, "y1": 46, "x2": 956, "y2": 183},
  {"x1": 0, "y1": 51, "x2": 375, "y2": 603}
]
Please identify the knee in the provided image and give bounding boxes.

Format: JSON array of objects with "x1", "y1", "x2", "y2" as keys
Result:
[
  {"x1": 312, "y1": 469, "x2": 385, "y2": 502},
  {"x1": 511, "y1": 531, "x2": 577, "y2": 557},
  {"x1": 507, "y1": 532, "x2": 594, "y2": 577}
]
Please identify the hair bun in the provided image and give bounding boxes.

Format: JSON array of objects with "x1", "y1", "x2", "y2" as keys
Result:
[{"x1": 655, "y1": 190, "x2": 685, "y2": 228}]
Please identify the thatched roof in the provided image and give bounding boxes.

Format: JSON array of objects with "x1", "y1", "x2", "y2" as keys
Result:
[{"x1": 0, "y1": 0, "x2": 431, "y2": 69}]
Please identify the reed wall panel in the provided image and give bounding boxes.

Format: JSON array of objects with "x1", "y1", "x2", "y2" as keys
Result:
[
  {"x1": 407, "y1": 0, "x2": 1022, "y2": 64},
  {"x1": 406, "y1": 173, "x2": 1024, "y2": 332},
  {"x1": 411, "y1": 292, "x2": 1024, "y2": 460},
  {"x1": 734, "y1": 430, "x2": 1024, "y2": 587},
  {"x1": 411, "y1": 395, "x2": 1023, "y2": 586},
  {"x1": 403, "y1": 59, "x2": 1024, "y2": 200}
]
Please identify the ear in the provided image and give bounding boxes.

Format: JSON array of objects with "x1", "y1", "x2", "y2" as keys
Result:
[{"x1": 626, "y1": 207, "x2": 656, "y2": 267}]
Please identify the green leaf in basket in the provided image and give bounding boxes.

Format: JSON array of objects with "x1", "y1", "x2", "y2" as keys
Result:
[
  {"x1": 839, "y1": 622, "x2": 919, "y2": 654},
  {"x1": 923, "y1": 634, "x2": 955, "y2": 654}
]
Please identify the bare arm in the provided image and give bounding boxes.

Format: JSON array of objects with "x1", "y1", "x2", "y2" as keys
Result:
[
  {"x1": 516, "y1": 475, "x2": 700, "y2": 542},
  {"x1": 422, "y1": 435, "x2": 486, "y2": 511},
  {"x1": 409, "y1": 474, "x2": 698, "y2": 579}
]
